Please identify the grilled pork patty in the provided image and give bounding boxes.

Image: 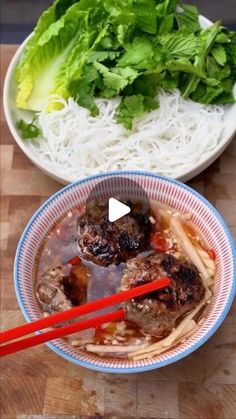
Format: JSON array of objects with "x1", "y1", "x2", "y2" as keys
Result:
[
  {"x1": 36, "y1": 264, "x2": 88, "y2": 312},
  {"x1": 121, "y1": 253, "x2": 205, "y2": 337},
  {"x1": 78, "y1": 201, "x2": 151, "y2": 266}
]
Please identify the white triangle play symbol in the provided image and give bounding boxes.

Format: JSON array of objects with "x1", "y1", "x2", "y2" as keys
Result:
[{"x1": 108, "y1": 198, "x2": 131, "y2": 222}]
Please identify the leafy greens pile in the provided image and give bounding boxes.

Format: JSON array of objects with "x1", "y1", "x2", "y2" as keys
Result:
[{"x1": 16, "y1": 0, "x2": 236, "y2": 129}]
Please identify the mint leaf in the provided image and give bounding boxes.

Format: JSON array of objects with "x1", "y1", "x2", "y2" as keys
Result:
[
  {"x1": 181, "y1": 22, "x2": 221, "y2": 98},
  {"x1": 161, "y1": 32, "x2": 199, "y2": 59},
  {"x1": 211, "y1": 45, "x2": 227, "y2": 66},
  {"x1": 133, "y1": 0, "x2": 157, "y2": 34},
  {"x1": 226, "y1": 33, "x2": 236, "y2": 80},
  {"x1": 17, "y1": 118, "x2": 41, "y2": 139},
  {"x1": 215, "y1": 32, "x2": 231, "y2": 44},
  {"x1": 175, "y1": 4, "x2": 200, "y2": 33},
  {"x1": 156, "y1": 0, "x2": 177, "y2": 17},
  {"x1": 159, "y1": 14, "x2": 174, "y2": 35},
  {"x1": 167, "y1": 58, "x2": 204, "y2": 76},
  {"x1": 207, "y1": 56, "x2": 230, "y2": 80},
  {"x1": 190, "y1": 80, "x2": 224, "y2": 104}
]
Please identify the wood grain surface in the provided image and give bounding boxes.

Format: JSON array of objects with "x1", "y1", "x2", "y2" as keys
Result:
[{"x1": 1, "y1": 44, "x2": 236, "y2": 419}]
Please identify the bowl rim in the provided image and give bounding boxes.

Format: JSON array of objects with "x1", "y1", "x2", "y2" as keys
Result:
[
  {"x1": 3, "y1": 15, "x2": 236, "y2": 185},
  {"x1": 14, "y1": 171, "x2": 236, "y2": 373}
]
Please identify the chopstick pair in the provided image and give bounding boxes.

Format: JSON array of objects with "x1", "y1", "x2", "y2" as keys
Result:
[{"x1": 0, "y1": 277, "x2": 170, "y2": 356}]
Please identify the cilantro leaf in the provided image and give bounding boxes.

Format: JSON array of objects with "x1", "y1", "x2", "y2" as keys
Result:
[
  {"x1": 94, "y1": 62, "x2": 139, "y2": 95},
  {"x1": 118, "y1": 37, "x2": 154, "y2": 70},
  {"x1": 16, "y1": 118, "x2": 41, "y2": 139},
  {"x1": 116, "y1": 94, "x2": 159, "y2": 129},
  {"x1": 68, "y1": 72, "x2": 99, "y2": 116},
  {"x1": 128, "y1": 73, "x2": 164, "y2": 97},
  {"x1": 87, "y1": 50, "x2": 121, "y2": 63}
]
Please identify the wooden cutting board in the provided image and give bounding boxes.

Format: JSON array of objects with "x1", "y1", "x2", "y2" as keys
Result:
[{"x1": 1, "y1": 44, "x2": 236, "y2": 419}]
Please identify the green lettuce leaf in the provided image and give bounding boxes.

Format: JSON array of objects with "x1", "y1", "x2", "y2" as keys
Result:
[
  {"x1": 16, "y1": 0, "x2": 78, "y2": 80},
  {"x1": 16, "y1": 5, "x2": 91, "y2": 111}
]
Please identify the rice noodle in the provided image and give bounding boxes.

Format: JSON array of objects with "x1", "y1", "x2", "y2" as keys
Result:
[
  {"x1": 28, "y1": 90, "x2": 224, "y2": 180},
  {"x1": 86, "y1": 343, "x2": 149, "y2": 354}
]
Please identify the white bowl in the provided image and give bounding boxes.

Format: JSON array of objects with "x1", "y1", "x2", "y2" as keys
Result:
[{"x1": 3, "y1": 16, "x2": 236, "y2": 185}]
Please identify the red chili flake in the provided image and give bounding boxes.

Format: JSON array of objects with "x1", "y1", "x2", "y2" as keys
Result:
[
  {"x1": 151, "y1": 232, "x2": 170, "y2": 252},
  {"x1": 207, "y1": 249, "x2": 216, "y2": 260},
  {"x1": 67, "y1": 256, "x2": 81, "y2": 266}
]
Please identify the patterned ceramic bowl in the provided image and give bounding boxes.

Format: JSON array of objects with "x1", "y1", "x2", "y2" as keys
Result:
[{"x1": 14, "y1": 172, "x2": 236, "y2": 373}]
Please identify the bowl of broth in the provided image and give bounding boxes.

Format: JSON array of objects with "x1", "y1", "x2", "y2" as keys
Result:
[{"x1": 14, "y1": 172, "x2": 236, "y2": 372}]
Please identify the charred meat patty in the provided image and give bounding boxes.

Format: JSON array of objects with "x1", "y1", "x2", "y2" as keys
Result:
[
  {"x1": 78, "y1": 201, "x2": 151, "y2": 266},
  {"x1": 120, "y1": 253, "x2": 205, "y2": 337},
  {"x1": 36, "y1": 263, "x2": 88, "y2": 312}
]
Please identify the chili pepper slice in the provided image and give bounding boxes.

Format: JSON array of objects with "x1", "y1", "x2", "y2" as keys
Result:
[
  {"x1": 207, "y1": 249, "x2": 216, "y2": 260},
  {"x1": 151, "y1": 232, "x2": 170, "y2": 252},
  {"x1": 67, "y1": 256, "x2": 81, "y2": 266}
]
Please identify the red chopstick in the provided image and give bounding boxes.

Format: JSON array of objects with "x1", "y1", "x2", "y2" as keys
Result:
[
  {"x1": 0, "y1": 309, "x2": 125, "y2": 357},
  {"x1": 0, "y1": 277, "x2": 170, "y2": 356},
  {"x1": 0, "y1": 277, "x2": 170, "y2": 344}
]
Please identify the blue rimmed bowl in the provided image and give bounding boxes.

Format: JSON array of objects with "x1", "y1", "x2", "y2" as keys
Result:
[{"x1": 14, "y1": 172, "x2": 236, "y2": 373}]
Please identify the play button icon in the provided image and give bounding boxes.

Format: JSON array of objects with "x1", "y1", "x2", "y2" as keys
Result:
[
  {"x1": 79, "y1": 176, "x2": 151, "y2": 267},
  {"x1": 108, "y1": 198, "x2": 131, "y2": 222},
  {"x1": 84, "y1": 176, "x2": 150, "y2": 225}
]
